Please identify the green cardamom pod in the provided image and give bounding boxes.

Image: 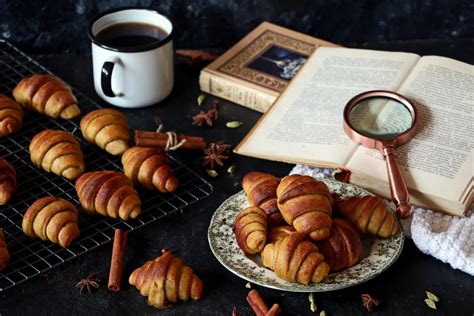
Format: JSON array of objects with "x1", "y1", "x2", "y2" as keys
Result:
[
  {"x1": 227, "y1": 165, "x2": 237, "y2": 174},
  {"x1": 226, "y1": 121, "x2": 243, "y2": 128},
  {"x1": 424, "y1": 298, "x2": 437, "y2": 310},
  {"x1": 206, "y1": 169, "x2": 218, "y2": 177},
  {"x1": 426, "y1": 291, "x2": 439, "y2": 302},
  {"x1": 197, "y1": 94, "x2": 206, "y2": 106}
]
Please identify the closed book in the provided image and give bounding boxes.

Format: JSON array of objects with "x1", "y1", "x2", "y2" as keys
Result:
[{"x1": 199, "y1": 22, "x2": 338, "y2": 112}]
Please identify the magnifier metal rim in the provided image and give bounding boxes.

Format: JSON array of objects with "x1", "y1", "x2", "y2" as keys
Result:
[{"x1": 343, "y1": 90, "x2": 418, "y2": 149}]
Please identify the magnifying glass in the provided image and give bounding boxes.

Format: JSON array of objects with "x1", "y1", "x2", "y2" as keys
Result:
[{"x1": 343, "y1": 90, "x2": 418, "y2": 218}]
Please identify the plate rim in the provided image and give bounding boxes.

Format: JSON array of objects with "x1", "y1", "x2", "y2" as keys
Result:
[{"x1": 208, "y1": 178, "x2": 405, "y2": 292}]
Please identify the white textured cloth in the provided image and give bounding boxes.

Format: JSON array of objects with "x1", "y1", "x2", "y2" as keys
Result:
[{"x1": 290, "y1": 165, "x2": 474, "y2": 276}]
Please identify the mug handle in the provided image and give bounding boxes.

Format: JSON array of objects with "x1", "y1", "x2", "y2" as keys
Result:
[{"x1": 101, "y1": 60, "x2": 119, "y2": 97}]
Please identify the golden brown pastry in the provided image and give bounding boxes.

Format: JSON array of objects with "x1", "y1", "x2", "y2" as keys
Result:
[
  {"x1": 22, "y1": 196, "x2": 80, "y2": 248},
  {"x1": 276, "y1": 175, "x2": 333, "y2": 241},
  {"x1": 129, "y1": 250, "x2": 204, "y2": 309},
  {"x1": 242, "y1": 172, "x2": 283, "y2": 227},
  {"x1": 233, "y1": 206, "x2": 267, "y2": 255},
  {"x1": 29, "y1": 129, "x2": 85, "y2": 180},
  {"x1": 80, "y1": 109, "x2": 130, "y2": 156},
  {"x1": 268, "y1": 225, "x2": 296, "y2": 243},
  {"x1": 75, "y1": 171, "x2": 141, "y2": 220},
  {"x1": 122, "y1": 146, "x2": 178, "y2": 193},
  {"x1": 0, "y1": 228, "x2": 10, "y2": 271},
  {"x1": 12, "y1": 74, "x2": 80, "y2": 119},
  {"x1": 0, "y1": 94, "x2": 23, "y2": 137},
  {"x1": 0, "y1": 157, "x2": 16, "y2": 205},
  {"x1": 335, "y1": 195, "x2": 399, "y2": 238},
  {"x1": 315, "y1": 218, "x2": 364, "y2": 271},
  {"x1": 261, "y1": 232, "x2": 330, "y2": 285}
]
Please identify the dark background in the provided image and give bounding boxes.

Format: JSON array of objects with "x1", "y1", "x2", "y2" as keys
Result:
[
  {"x1": 0, "y1": 0, "x2": 473, "y2": 53},
  {"x1": 0, "y1": 1, "x2": 473, "y2": 316}
]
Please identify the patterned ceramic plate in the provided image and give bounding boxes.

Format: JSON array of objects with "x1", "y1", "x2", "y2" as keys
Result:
[{"x1": 208, "y1": 178, "x2": 404, "y2": 292}]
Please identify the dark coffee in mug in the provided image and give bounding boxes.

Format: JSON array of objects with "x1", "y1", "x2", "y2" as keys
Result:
[
  {"x1": 96, "y1": 22, "x2": 168, "y2": 48},
  {"x1": 90, "y1": 8, "x2": 174, "y2": 107}
]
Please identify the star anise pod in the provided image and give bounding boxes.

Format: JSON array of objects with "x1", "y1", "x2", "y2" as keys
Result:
[
  {"x1": 192, "y1": 107, "x2": 218, "y2": 127},
  {"x1": 75, "y1": 272, "x2": 100, "y2": 294},
  {"x1": 203, "y1": 141, "x2": 231, "y2": 169},
  {"x1": 361, "y1": 293, "x2": 380, "y2": 311}
]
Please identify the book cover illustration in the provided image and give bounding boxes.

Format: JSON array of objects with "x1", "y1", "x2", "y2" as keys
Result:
[{"x1": 218, "y1": 30, "x2": 317, "y2": 92}]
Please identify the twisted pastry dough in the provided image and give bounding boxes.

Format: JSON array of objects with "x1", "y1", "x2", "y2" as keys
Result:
[
  {"x1": 80, "y1": 109, "x2": 130, "y2": 156},
  {"x1": 335, "y1": 195, "x2": 399, "y2": 238},
  {"x1": 22, "y1": 196, "x2": 80, "y2": 248},
  {"x1": 0, "y1": 228, "x2": 10, "y2": 271},
  {"x1": 277, "y1": 175, "x2": 333, "y2": 241},
  {"x1": 122, "y1": 147, "x2": 179, "y2": 193},
  {"x1": 242, "y1": 172, "x2": 283, "y2": 227},
  {"x1": 13, "y1": 74, "x2": 80, "y2": 119},
  {"x1": 233, "y1": 206, "x2": 267, "y2": 254},
  {"x1": 262, "y1": 232, "x2": 330, "y2": 284},
  {"x1": 75, "y1": 171, "x2": 141, "y2": 220},
  {"x1": 315, "y1": 218, "x2": 364, "y2": 271},
  {"x1": 129, "y1": 250, "x2": 204, "y2": 309},
  {"x1": 29, "y1": 129, "x2": 85, "y2": 180},
  {"x1": 0, "y1": 157, "x2": 16, "y2": 205},
  {"x1": 268, "y1": 225, "x2": 296, "y2": 243},
  {"x1": 0, "y1": 94, "x2": 23, "y2": 137}
]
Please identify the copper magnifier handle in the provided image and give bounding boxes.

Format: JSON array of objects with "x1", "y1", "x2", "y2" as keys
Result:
[
  {"x1": 343, "y1": 90, "x2": 419, "y2": 218},
  {"x1": 383, "y1": 143, "x2": 413, "y2": 217}
]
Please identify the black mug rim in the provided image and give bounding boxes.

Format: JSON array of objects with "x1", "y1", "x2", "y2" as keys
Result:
[{"x1": 88, "y1": 7, "x2": 174, "y2": 53}]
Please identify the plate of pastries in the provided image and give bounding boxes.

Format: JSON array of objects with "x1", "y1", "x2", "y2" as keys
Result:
[{"x1": 208, "y1": 172, "x2": 404, "y2": 292}]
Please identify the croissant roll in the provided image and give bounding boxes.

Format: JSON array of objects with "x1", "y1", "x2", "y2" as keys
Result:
[
  {"x1": 233, "y1": 206, "x2": 267, "y2": 254},
  {"x1": 22, "y1": 196, "x2": 80, "y2": 248},
  {"x1": 315, "y1": 219, "x2": 364, "y2": 271},
  {"x1": 0, "y1": 229, "x2": 10, "y2": 271},
  {"x1": 122, "y1": 146, "x2": 179, "y2": 193},
  {"x1": 29, "y1": 129, "x2": 85, "y2": 180},
  {"x1": 277, "y1": 175, "x2": 333, "y2": 241},
  {"x1": 268, "y1": 225, "x2": 296, "y2": 243},
  {"x1": 129, "y1": 250, "x2": 204, "y2": 309},
  {"x1": 0, "y1": 94, "x2": 23, "y2": 137},
  {"x1": 12, "y1": 74, "x2": 80, "y2": 119},
  {"x1": 75, "y1": 171, "x2": 141, "y2": 220},
  {"x1": 80, "y1": 109, "x2": 130, "y2": 156},
  {"x1": 335, "y1": 195, "x2": 399, "y2": 238},
  {"x1": 0, "y1": 157, "x2": 16, "y2": 205},
  {"x1": 242, "y1": 172, "x2": 283, "y2": 227},
  {"x1": 261, "y1": 232, "x2": 330, "y2": 284}
]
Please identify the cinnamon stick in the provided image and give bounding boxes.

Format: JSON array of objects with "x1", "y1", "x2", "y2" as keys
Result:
[
  {"x1": 136, "y1": 130, "x2": 205, "y2": 143},
  {"x1": 134, "y1": 130, "x2": 206, "y2": 151},
  {"x1": 247, "y1": 289, "x2": 268, "y2": 316},
  {"x1": 246, "y1": 289, "x2": 281, "y2": 316},
  {"x1": 266, "y1": 304, "x2": 281, "y2": 316},
  {"x1": 176, "y1": 49, "x2": 219, "y2": 63},
  {"x1": 107, "y1": 229, "x2": 128, "y2": 292}
]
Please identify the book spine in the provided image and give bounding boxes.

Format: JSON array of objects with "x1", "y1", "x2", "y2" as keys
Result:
[{"x1": 199, "y1": 70, "x2": 277, "y2": 113}]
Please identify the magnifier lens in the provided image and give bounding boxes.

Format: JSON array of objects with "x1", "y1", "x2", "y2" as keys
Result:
[{"x1": 348, "y1": 97, "x2": 414, "y2": 139}]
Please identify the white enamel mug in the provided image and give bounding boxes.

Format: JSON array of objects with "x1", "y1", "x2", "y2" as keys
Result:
[{"x1": 88, "y1": 8, "x2": 174, "y2": 108}]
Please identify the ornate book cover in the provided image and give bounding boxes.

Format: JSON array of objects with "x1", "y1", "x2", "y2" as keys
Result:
[{"x1": 199, "y1": 22, "x2": 338, "y2": 112}]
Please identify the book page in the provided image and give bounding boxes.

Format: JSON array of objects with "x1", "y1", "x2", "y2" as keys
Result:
[
  {"x1": 348, "y1": 56, "x2": 473, "y2": 203},
  {"x1": 348, "y1": 98, "x2": 414, "y2": 138},
  {"x1": 236, "y1": 47, "x2": 419, "y2": 167}
]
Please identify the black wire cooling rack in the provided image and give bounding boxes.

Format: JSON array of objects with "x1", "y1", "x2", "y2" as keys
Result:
[{"x1": 0, "y1": 40, "x2": 213, "y2": 292}]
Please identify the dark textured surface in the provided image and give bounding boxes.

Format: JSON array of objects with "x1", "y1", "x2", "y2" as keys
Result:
[
  {"x1": 0, "y1": 41, "x2": 473, "y2": 315},
  {"x1": 0, "y1": 0, "x2": 473, "y2": 53}
]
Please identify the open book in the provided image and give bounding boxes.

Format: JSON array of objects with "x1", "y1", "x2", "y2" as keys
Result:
[{"x1": 235, "y1": 47, "x2": 473, "y2": 216}]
